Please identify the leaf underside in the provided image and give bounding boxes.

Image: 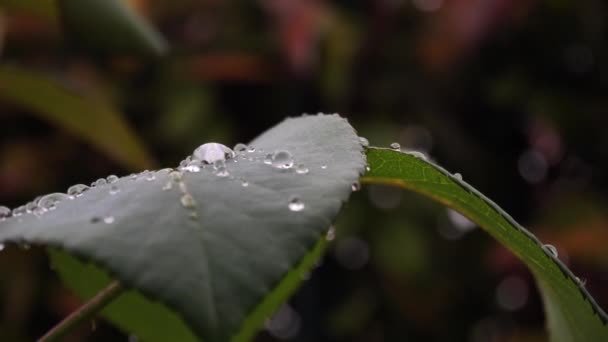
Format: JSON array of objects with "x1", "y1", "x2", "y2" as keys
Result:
[
  {"x1": 362, "y1": 147, "x2": 608, "y2": 342},
  {"x1": 0, "y1": 114, "x2": 366, "y2": 341}
]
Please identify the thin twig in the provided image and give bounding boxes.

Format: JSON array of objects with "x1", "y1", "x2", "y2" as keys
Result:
[{"x1": 38, "y1": 281, "x2": 124, "y2": 342}]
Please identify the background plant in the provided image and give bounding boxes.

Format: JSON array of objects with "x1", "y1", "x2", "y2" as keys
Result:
[{"x1": 1, "y1": 1, "x2": 608, "y2": 341}]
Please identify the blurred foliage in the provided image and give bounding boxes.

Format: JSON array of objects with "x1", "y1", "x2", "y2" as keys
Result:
[{"x1": 0, "y1": 0, "x2": 608, "y2": 341}]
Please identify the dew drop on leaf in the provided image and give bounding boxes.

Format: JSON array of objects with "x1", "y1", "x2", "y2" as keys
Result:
[
  {"x1": 37, "y1": 193, "x2": 70, "y2": 210},
  {"x1": 67, "y1": 184, "x2": 89, "y2": 197},
  {"x1": 107, "y1": 175, "x2": 119, "y2": 184},
  {"x1": 543, "y1": 244, "x2": 558, "y2": 258},
  {"x1": 109, "y1": 185, "x2": 120, "y2": 195},
  {"x1": 321, "y1": 164, "x2": 327, "y2": 169},
  {"x1": 103, "y1": 216, "x2": 115, "y2": 224},
  {"x1": 215, "y1": 166, "x2": 230, "y2": 177},
  {"x1": 270, "y1": 151, "x2": 294, "y2": 169},
  {"x1": 241, "y1": 180, "x2": 249, "y2": 187},
  {"x1": 12, "y1": 205, "x2": 26, "y2": 217},
  {"x1": 193, "y1": 143, "x2": 235, "y2": 164},
  {"x1": 92, "y1": 178, "x2": 107, "y2": 187},
  {"x1": 288, "y1": 197, "x2": 305, "y2": 212},
  {"x1": 234, "y1": 143, "x2": 248, "y2": 153},
  {"x1": 453, "y1": 173, "x2": 463, "y2": 181},
  {"x1": 390, "y1": 142, "x2": 401, "y2": 150},
  {"x1": 0, "y1": 206, "x2": 10, "y2": 220},
  {"x1": 351, "y1": 182, "x2": 361, "y2": 191},
  {"x1": 295, "y1": 164, "x2": 309, "y2": 175}
]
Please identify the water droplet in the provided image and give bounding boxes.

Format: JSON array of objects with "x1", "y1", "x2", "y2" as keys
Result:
[
  {"x1": 365, "y1": 165, "x2": 371, "y2": 172},
  {"x1": 295, "y1": 164, "x2": 309, "y2": 175},
  {"x1": 37, "y1": 193, "x2": 70, "y2": 210},
  {"x1": 247, "y1": 146, "x2": 256, "y2": 153},
  {"x1": 92, "y1": 178, "x2": 107, "y2": 187},
  {"x1": 263, "y1": 153, "x2": 273, "y2": 165},
  {"x1": 215, "y1": 166, "x2": 230, "y2": 177},
  {"x1": 145, "y1": 172, "x2": 156, "y2": 181},
  {"x1": 103, "y1": 216, "x2": 115, "y2": 224},
  {"x1": 25, "y1": 201, "x2": 37, "y2": 212},
  {"x1": 193, "y1": 143, "x2": 235, "y2": 164},
  {"x1": 181, "y1": 194, "x2": 196, "y2": 208},
  {"x1": 241, "y1": 180, "x2": 249, "y2": 187},
  {"x1": 359, "y1": 136, "x2": 369, "y2": 147},
  {"x1": 543, "y1": 244, "x2": 558, "y2": 258},
  {"x1": 32, "y1": 207, "x2": 46, "y2": 216},
  {"x1": 390, "y1": 142, "x2": 401, "y2": 150},
  {"x1": 405, "y1": 150, "x2": 429, "y2": 161},
  {"x1": 321, "y1": 164, "x2": 327, "y2": 169},
  {"x1": 351, "y1": 182, "x2": 361, "y2": 191},
  {"x1": 269, "y1": 151, "x2": 294, "y2": 169},
  {"x1": 288, "y1": 197, "x2": 305, "y2": 212},
  {"x1": 234, "y1": 143, "x2": 248, "y2": 153},
  {"x1": 109, "y1": 185, "x2": 120, "y2": 195},
  {"x1": 12, "y1": 205, "x2": 27, "y2": 217},
  {"x1": 0, "y1": 244, "x2": 5, "y2": 251},
  {"x1": 0, "y1": 206, "x2": 10, "y2": 220},
  {"x1": 162, "y1": 181, "x2": 173, "y2": 191},
  {"x1": 182, "y1": 161, "x2": 201, "y2": 173},
  {"x1": 453, "y1": 173, "x2": 463, "y2": 181},
  {"x1": 326, "y1": 226, "x2": 336, "y2": 241},
  {"x1": 67, "y1": 184, "x2": 89, "y2": 197},
  {"x1": 107, "y1": 175, "x2": 119, "y2": 184}
]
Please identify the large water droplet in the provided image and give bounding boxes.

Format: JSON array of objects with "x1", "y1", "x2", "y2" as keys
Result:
[
  {"x1": 359, "y1": 137, "x2": 369, "y2": 147},
  {"x1": 67, "y1": 184, "x2": 89, "y2": 197},
  {"x1": 270, "y1": 151, "x2": 294, "y2": 169},
  {"x1": 107, "y1": 175, "x2": 119, "y2": 184},
  {"x1": 288, "y1": 196, "x2": 305, "y2": 212},
  {"x1": 390, "y1": 142, "x2": 401, "y2": 150},
  {"x1": 543, "y1": 244, "x2": 558, "y2": 258},
  {"x1": 38, "y1": 193, "x2": 70, "y2": 210},
  {"x1": 0, "y1": 206, "x2": 10, "y2": 220},
  {"x1": 193, "y1": 143, "x2": 235, "y2": 164},
  {"x1": 295, "y1": 164, "x2": 309, "y2": 175},
  {"x1": 104, "y1": 216, "x2": 115, "y2": 224}
]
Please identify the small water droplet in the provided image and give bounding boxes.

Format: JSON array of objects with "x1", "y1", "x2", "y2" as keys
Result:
[
  {"x1": 0, "y1": 206, "x2": 10, "y2": 220},
  {"x1": 365, "y1": 165, "x2": 371, "y2": 172},
  {"x1": 268, "y1": 151, "x2": 294, "y2": 169},
  {"x1": 193, "y1": 143, "x2": 235, "y2": 164},
  {"x1": 162, "y1": 181, "x2": 173, "y2": 191},
  {"x1": 25, "y1": 201, "x2": 37, "y2": 212},
  {"x1": 247, "y1": 146, "x2": 256, "y2": 153},
  {"x1": 326, "y1": 226, "x2": 336, "y2": 241},
  {"x1": 263, "y1": 153, "x2": 273, "y2": 165},
  {"x1": 182, "y1": 162, "x2": 201, "y2": 173},
  {"x1": 390, "y1": 142, "x2": 401, "y2": 150},
  {"x1": 291, "y1": 164, "x2": 307, "y2": 175},
  {"x1": 145, "y1": 172, "x2": 156, "y2": 181},
  {"x1": 92, "y1": 178, "x2": 107, "y2": 187},
  {"x1": 453, "y1": 173, "x2": 463, "y2": 181},
  {"x1": 181, "y1": 194, "x2": 196, "y2": 208},
  {"x1": 107, "y1": 175, "x2": 119, "y2": 184},
  {"x1": 215, "y1": 166, "x2": 230, "y2": 177},
  {"x1": 234, "y1": 143, "x2": 248, "y2": 153},
  {"x1": 321, "y1": 164, "x2": 327, "y2": 169},
  {"x1": 359, "y1": 137, "x2": 369, "y2": 147},
  {"x1": 67, "y1": 184, "x2": 89, "y2": 197},
  {"x1": 109, "y1": 185, "x2": 120, "y2": 195},
  {"x1": 351, "y1": 182, "x2": 361, "y2": 191},
  {"x1": 543, "y1": 244, "x2": 558, "y2": 258},
  {"x1": 288, "y1": 197, "x2": 305, "y2": 212},
  {"x1": 103, "y1": 216, "x2": 115, "y2": 224},
  {"x1": 241, "y1": 180, "x2": 249, "y2": 187},
  {"x1": 32, "y1": 207, "x2": 46, "y2": 216},
  {"x1": 37, "y1": 193, "x2": 70, "y2": 211}
]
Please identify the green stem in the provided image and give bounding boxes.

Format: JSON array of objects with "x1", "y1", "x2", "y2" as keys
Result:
[{"x1": 38, "y1": 281, "x2": 124, "y2": 342}]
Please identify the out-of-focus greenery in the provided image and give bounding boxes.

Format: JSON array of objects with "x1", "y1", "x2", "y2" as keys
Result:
[{"x1": 0, "y1": 0, "x2": 607, "y2": 341}]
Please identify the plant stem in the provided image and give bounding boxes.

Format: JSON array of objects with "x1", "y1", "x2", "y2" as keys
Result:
[{"x1": 38, "y1": 281, "x2": 124, "y2": 342}]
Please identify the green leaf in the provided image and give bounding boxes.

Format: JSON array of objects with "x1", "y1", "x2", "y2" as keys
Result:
[
  {"x1": 58, "y1": 0, "x2": 168, "y2": 57},
  {"x1": 362, "y1": 147, "x2": 608, "y2": 342},
  {"x1": 0, "y1": 114, "x2": 366, "y2": 341},
  {"x1": 0, "y1": 65, "x2": 153, "y2": 171}
]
